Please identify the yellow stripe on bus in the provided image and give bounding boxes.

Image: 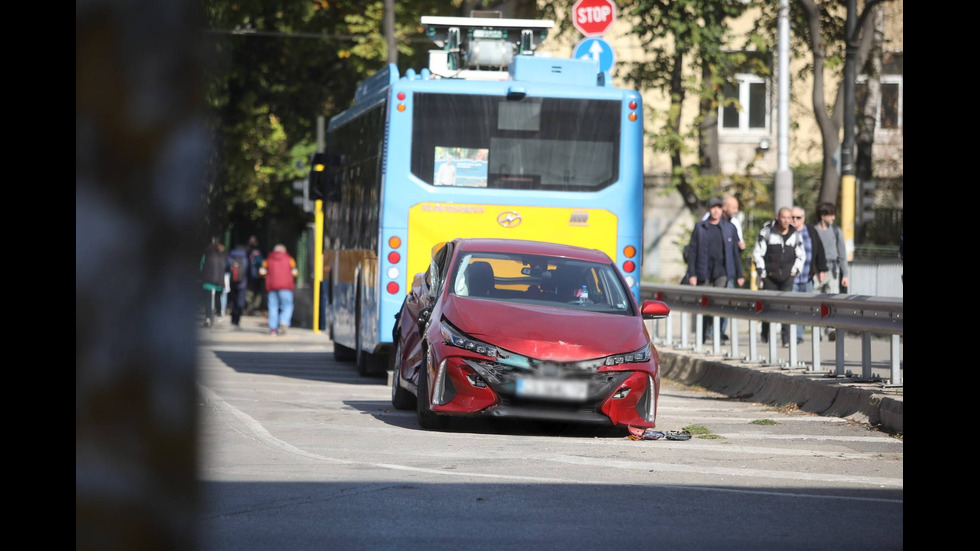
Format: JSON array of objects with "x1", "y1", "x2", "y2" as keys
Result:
[{"x1": 405, "y1": 202, "x2": 618, "y2": 292}]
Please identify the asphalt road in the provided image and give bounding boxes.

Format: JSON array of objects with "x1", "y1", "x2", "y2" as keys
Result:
[{"x1": 196, "y1": 319, "x2": 903, "y2": 550}]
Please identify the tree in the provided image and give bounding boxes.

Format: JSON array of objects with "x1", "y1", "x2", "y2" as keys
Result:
[
  {"x1": 754, "y1": 0, "x2": 891, "y2": 205},
  {"x1": 622, "y1": 0, "x2": 758, "y2": 214},
  {"x1": 201, "y1": 0, "x2": 452, "y2": 244}
]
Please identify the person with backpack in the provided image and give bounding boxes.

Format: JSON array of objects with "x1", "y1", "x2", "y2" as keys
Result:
[
  {"x1": 226, "y1": 243, "x2": 249, "y2": 329},
  {"x1": 200, "y1": 240, "x2": 226, "y2": 328},
  {"x1": 245, "y1": 235, "x2": 265, "y2": 316},
  {"x1": 260, "y1": 244, "x2": 299, "y2": 336}
]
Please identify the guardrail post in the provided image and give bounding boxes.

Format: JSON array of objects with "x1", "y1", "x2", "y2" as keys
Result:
[
  {"x1": 834, "y1": 333, "x2": 845, "y2": 376},
  {"x1": 861, "y1": 332, "x2": 873, "y2": 379},
  {"x1": 809, "y1": 329, "x2": 822, "y2": 372},
  {"x1": 749, "y1": 320, "x2": 759, "y2": 362},
  {"x1": 730, "y1": 318, "x2": 740, "y2": 360},
  {"x1": 890, "y1": 334, "x2": 901, "y2": 386},
  {"x1": 767, "y1": 325, "x2": 778, "y2": 365},
  {"x1": 694, "y1": 313, "x2": 704, "y2": 353},
  {"x1": 679, "y1": 312, "x2": 689, "y2": 350},
  {"x1": 664, "y1": 314, "x2": 673, "y2": 346},
  {"x1": 711, "y1": 317, "x2": 721, "y2": 355},
  {"x1": 788, "y1": 324, "x2": 798, "y2": 367}
]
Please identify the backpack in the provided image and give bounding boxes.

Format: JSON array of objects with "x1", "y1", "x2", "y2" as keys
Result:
[{"x1": 230, "y1": 256, "x2": 244, "y2": 284}]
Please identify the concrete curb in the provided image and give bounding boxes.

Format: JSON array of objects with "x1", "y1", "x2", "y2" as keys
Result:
[{"x1": 659, "y1": 351, "x2": 903, "y2": 435}]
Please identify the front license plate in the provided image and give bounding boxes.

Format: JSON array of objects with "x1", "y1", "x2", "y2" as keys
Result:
[{"x1": 516, "y1": 378, "x2": 588, "y2": 401}]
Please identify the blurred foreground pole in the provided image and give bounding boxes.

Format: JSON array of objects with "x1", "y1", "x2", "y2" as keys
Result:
[
  {"x1": 841, "y1": 0, "x2": 857, "y2": 260},
  {"x1": 773, "y1": 0, "x2": 793, "y2": 213},
  {"x1": 76, "y1": 0, "x2": 206, "y2": 549}
]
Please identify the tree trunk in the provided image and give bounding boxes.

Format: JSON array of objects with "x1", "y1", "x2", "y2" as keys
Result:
[{"x1": 856, "y1": 5, "x2": 884, "y2": 182}]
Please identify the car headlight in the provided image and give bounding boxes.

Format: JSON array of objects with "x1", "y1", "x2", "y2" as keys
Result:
[
  {"x1": 440, "y1": 321, "x2": 499, "y2": 358},
  {"x1": 600, "y1": 343, "x2": 652, "y2": 366}
]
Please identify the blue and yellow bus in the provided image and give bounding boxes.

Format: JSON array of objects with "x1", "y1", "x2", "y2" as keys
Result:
[{"x1": 315, "y1": 16, "x2": 645, "y2": 374}]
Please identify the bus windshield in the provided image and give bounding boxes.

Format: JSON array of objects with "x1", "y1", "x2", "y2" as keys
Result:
[{"x1": 411, "y1": 93, "x2": 620, "y2": 191}]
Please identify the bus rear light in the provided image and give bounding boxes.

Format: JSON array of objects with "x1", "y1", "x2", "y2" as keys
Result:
[
  {"x1": 623, "y1": 260, "x2": 635, "y2": 273},
  {"x1": 387, "y1": 282, "x2": 400, "y2": 294},
  {"x1": 629, "y1": 100, "x2": 637, "y2": 110},
  {"x1": 628, "y1": 112, "x2": 637, "y2": 122},
  {"x1": 397, "y1": 92, "x2": 406, "y2": 100},
  {"x1": 397, "y1": 104, "x2": 405, "y2": 112},
  {"x1": 389, "y1": 236, "x2": 402, "y2": 248},
  {"x1": 388, "y1": 251, "x2": 401, "y2": 263},
  {"x1": 387, "y1": 267, "x2": 400, "y2": 279},
  {"x1": 623, "y1": 245, "x2": 636, "y2": 258}
]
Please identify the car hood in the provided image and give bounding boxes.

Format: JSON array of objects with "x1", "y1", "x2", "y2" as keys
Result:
[{"x1": 441, "y1": 296, "x2": 649, "y2": 362}]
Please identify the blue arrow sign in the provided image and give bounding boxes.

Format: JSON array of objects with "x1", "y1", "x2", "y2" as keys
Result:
[{"x1": 573, "y1": 37, "x2": 615, "y2": 74}]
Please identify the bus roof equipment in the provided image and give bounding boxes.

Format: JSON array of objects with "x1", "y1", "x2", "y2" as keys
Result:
[{"x1": 421, "y1": 14, "x2": 558, "y2": 80}]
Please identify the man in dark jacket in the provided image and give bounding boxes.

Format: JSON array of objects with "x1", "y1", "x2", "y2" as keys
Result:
[
  {"x1": 687, "y1": 197, "x2": 745, "y2": 342},
  {"x1": 752, "y1": 208, "x2": 805, "y2": 346},
  {"x1": 200, "y1": 240, "x2": 226, "y2": 328},
  {"x1": 791, "y1": 205, "x2": 828, "y2": 343},
  {"x1": 225, "y1": 243, "x2": 250, "y2": 329}
]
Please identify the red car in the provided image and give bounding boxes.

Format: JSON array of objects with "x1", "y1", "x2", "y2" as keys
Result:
[{"x1": 390, "y1": 238, "x2": 670, "y2": 431}]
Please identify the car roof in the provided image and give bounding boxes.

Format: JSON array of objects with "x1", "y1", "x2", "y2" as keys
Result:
[{"x1": 452, "y1": 238, "x2": 612, "y2": 263}]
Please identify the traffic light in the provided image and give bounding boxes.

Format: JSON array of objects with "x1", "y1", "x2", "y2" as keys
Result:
[
  {"x1": 858, "y1": 179, "x2": 876, "y2": 225},
  {"x1": 308, "y1": 152, "x2": 328, "y2": 201}
]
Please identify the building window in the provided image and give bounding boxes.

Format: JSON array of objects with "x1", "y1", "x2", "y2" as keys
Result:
[
  {"x1": 719, "y1": 74, "x2": 770, "y2": 135},
  {"x1": 857, "y1": 52, "x2": 903, "y2": 134}
]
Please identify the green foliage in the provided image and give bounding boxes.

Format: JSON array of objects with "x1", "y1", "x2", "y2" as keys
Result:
[{"x1": 201, "y1": 0, "x2": 454, "y2": 244}]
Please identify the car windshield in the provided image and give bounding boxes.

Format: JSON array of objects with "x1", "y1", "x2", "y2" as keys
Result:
[{"x1": 451, "y1": 252, "x2": 634, "y2": 315}]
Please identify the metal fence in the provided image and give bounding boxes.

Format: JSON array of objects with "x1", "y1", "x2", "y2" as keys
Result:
[{"x1": 640, "y1": 283, "x2": 903, "y2": 386}]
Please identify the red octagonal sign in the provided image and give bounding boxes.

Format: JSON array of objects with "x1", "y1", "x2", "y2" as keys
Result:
[{"x1": 572, "y1": 0, "x2": 617, "y2": 37}]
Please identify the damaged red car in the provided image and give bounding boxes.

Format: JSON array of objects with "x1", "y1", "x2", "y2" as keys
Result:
[{"x1": 390, "y1": 238, "x2": 670, "y2": 432}]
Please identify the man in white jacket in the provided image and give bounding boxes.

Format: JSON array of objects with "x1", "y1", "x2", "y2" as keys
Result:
[{"x1": 752, "y1": 207, "x2": 805, "y2": 346}]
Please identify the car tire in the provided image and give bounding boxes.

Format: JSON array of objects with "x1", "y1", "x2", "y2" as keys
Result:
[
  {"x1": 391, "y1": 342, "x2": 416, "y2": 410},
  {"x1": 416, "y1": 348, "x2": 449, "y2": 431}
]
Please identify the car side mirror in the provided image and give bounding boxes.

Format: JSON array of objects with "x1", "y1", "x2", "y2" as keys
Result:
[
  {"x1": 416, "y1": 306, "x2": 433, "y2": 335},
  {"x1": 640, "y1": 300, "x2": 670, "y2": 320}
]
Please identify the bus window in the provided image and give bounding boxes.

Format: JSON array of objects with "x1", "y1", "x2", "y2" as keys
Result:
[{"x1": 411, "y1": 93, "x2": 620, "y2": 191}]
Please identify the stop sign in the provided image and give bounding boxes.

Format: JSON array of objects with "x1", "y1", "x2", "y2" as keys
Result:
[{"x1": 572, "y1": 0, "x2": 617, "y2": 37}]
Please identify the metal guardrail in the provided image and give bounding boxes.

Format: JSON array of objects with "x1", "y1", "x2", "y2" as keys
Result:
[{"x1": 640, "y1": 283, "x2": 903, "y2": 386}]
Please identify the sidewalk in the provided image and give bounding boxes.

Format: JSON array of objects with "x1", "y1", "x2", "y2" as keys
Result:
[
  {"x1": 657, "y1": 343, "x2": 903, "y2": 435},
  {"x1": 198, "y1": 313, "x2": 328, "y2": 346}
]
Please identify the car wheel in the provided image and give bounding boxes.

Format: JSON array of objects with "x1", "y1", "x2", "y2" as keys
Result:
[
  {"x1": 416, "y1": 348, "x2": 449, "y2": 431},
  {"x1": 391, "y1": 341, "x2": 416, "y2": 410}
]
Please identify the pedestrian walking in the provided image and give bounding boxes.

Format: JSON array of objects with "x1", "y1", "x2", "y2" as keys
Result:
[
  {"x1": 752, "y1": 207, "x2": 805, "y2": 347},
  {"x1": 261, "y1": 243, "x2": 299, "y2": 336},
  {"x1": 701, "y1": 195, "x2": 745, "y2": 251},
  {"x1": 688, "y1": 197, "x2": 744, "y2": 342},
  {"x1": 219, "y1": 271, "x2": 230, "y2": 320},
  {"x1": 812, "y1": 202, "x2": 850, "y2": 339},
  {"x1": 245, "y1": 235, "x2": 265, "y2": 316},
  {"x1": 790, "y1": 205, "x2": 828, "y2": 343},
  {"x1": 226, "y1": 243, "x2": 250, "y2": 329},
  {"x1": 200, "y1": 240, "x2": 226, "y2": 328}
]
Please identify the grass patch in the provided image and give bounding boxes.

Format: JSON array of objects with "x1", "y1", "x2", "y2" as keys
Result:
[
  {"x1": 766, "y1": 403, "x2": 800, "y2": 414},
  {"x1": 750, "y1": 419, "x2": 780, "y2": 425},
  {"x1": 683, "y1": 424, "x2": 722, "y2": 439}
]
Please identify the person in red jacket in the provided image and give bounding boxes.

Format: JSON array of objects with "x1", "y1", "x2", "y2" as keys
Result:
[{"x1": 260, "y1": 244, "x2": 298, "y2": 335}]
